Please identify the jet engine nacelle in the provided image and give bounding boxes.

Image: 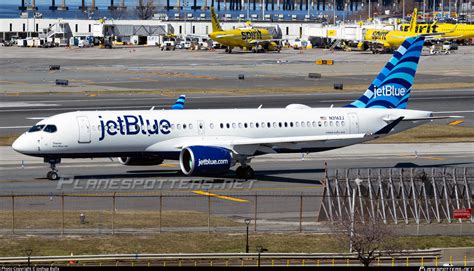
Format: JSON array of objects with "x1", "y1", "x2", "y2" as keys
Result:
[
  {"x1": 179, "y1": 146, "x2": 233, "y2": 176},
  {"x1": 118, "y1": 156, "x2": 164, "y2": 166}
]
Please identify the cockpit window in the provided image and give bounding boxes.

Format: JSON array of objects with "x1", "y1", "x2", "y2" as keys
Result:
[
  {"x1": 44, "y1": 125, "x2": 57, "y2": 133},
  {"x1": 28, "y1": 125, "x2": 45, "y2": 133}
]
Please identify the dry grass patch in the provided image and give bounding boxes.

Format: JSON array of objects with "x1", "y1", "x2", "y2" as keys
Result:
[
  {"x1": 1, "y1": 234, "x2": 474, "y2": 257},
  {"x1": 0, "y1": 210, "x2": 241, "y2": 231}
]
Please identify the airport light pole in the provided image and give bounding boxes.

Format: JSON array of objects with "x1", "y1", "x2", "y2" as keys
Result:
[
  {"x1": 245, "y1": 218, "x2": 251, "y2": 253},
  {"x1": 247, "y1": 0, "x2": 250, "y2": 20},
  {"x1": 368, "y1": 0, "x2": 371, "y2": 20},
  {"x1": 256, "y1": 246, "x2": 267, "y2": 267},
  {"x1": 402, "y1": 0, "x2": 405, "y2": 21}
]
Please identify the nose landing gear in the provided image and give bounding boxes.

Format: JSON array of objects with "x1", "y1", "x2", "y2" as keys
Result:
[{"x1": 45, "y1": 158, "x2": 61, "y2": 181}]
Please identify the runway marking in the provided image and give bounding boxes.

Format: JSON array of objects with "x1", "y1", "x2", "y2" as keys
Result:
[
  {"x1": 320, "y1": 96, "x2": 474, "y2": 103},
  {"x1": 192, "y1": 190, "x2": 249, "y2": 203},
  {"x1": 0, "y1": 126, "x2": 30, "y2": 129},
  {"x1": 160, "y1": 163, "x2": 178, "y2": 168},
  {"x1": 449, "y1": 120, "x2": 465, "y2": 126},
  {"x1": 399, "y1": 154, "x2": 446, "y2": 161},
  {"x1": 0, "y1": 105, "x2": 165, "y2": 113}
]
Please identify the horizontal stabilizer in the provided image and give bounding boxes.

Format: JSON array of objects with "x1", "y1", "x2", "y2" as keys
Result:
[{"x1": 374, "y1": 117, "x2": 404, "y2": 135}]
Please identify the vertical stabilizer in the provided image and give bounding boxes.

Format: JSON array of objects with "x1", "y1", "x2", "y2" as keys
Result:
[
  {"x1": 408, "y1": 8, "x2": 418, "y2": 32},
  {"x1": 210, "y1": 6, "x2": 223, "y2": 32},
  {"x1": 345, "y1": 36, "x2": 425, "y2": 109}
]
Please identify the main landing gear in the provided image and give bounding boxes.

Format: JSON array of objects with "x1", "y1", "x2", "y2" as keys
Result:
[
  {"x1": 45, "y1": 158, "x2": 61, "y2": 181},
  {"x1": 225, "y1": 46, "x2": 233, "y2": 54},
  {"x1": 235, "y1": 165, "x2": 255, "y2": 179}
]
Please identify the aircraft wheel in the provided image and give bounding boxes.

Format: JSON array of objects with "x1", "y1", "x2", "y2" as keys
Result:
[
  {"x1": 47, "y1": 171, "x2": 60, "y2": 181},
  {"x1": 236, "y1": 166, "x2": 254, "y2": 179}
]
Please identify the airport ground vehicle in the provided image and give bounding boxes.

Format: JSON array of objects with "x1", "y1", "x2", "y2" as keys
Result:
[{"x1": 161, "y1": 40, "x2": 176, "y2": 50}]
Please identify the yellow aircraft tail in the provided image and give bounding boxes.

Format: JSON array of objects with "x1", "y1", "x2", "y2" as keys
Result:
[
  {"x1": 210, "y1": 6, "x2": 223, "y2": 32},
  {"x1": 408, "y1": 8, "x2": 418, "y2": 32}
]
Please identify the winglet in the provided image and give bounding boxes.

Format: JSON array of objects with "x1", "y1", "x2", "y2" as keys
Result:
[{"x1": 171, "y1": 95, "x2": 186, "y2": 110}]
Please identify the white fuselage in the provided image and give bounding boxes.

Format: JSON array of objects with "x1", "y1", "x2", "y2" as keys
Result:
[{"x1": 12, "y1": 107, "x2": 431, "y2": 159}]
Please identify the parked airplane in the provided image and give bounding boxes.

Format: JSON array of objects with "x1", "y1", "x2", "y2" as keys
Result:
[
  {"x1": 364, "y1": 9, "x2": 454, "y2": 52},
  {"x1": 207, "y1": 6, "x2": 281, "y2": 53},
  {"x1": 13, "y1": 36, "x2": 459, "y2": 180},
  {"x1": 399, "y1": 10, "x2": 474, "y2": 41}
]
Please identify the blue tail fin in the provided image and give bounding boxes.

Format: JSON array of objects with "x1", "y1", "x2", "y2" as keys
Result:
[
  {"x1": 345, "y1": 36, "x2": 425, "y2": 109},
  {"x1": 171, "y1": 95, "x2": 186, "y2": 110}
]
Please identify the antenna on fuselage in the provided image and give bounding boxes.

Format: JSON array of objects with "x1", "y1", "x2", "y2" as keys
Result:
[
  {"x1": 150, "y1": 106, "x2": 155, "y2": 110},
  {"x1": 258, "y1": 105, "x2": 263, "y2": 109}
]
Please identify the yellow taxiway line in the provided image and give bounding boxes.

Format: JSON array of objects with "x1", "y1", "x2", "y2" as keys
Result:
[
  {"x1": 192, "y1": 190, "x2": 249, "y2": 203},
  {"x1": 449, "y1": 120, "x2": 464, "y2": 126}
]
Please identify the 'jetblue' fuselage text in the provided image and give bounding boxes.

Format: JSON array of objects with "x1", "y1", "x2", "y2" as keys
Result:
[{"x1": 98, "y1": 115, "x2": 171, "y2": 141}]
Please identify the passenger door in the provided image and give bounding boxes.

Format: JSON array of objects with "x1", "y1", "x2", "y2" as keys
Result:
[
  {"x1": 348, "y1": 113, "x2": 359, "y2": 134},
  {"x1": 76, "y1": 116, "x2": 91, "y2": 143}
]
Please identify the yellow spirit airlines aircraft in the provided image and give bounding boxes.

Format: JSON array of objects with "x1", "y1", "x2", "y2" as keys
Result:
[
  {"x1": 399, "y1": 12, "x2": 474, "y2": 41},
  {"x1": 363, "y1": 9, "x2": 455, "y2": 53},
  {"x1": 208, "y1": 7, "x2": 281, "y2": 53}
]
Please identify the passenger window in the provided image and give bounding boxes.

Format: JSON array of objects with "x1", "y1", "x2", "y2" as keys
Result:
[
  {"x1": 278, "y1": 122, "x2": 282, "y2": 128},
  {"x1": 318, "y1": 121, "x2": 322, "y2": 127},
  {"x1": 307, "y1": 121, "x2": 311, "y2": 127},
  {"x1": 171, "y1": 124, "x2": 176, "y2": 129},
  {"x1": 301, "y1": 122, "x2": 305, "y2": 127},
  {"x1": 336, "y1": 121, "x2": 340, "y2": 127},
  {"x1": 261, "y1": 122, "x2": 265, "y2": 128},
  {"x1": 324, "y1": 121, "x2": 328, "y2": 127},
  {"x1": 312, "y1": 121, "x2": 316, "y2": 127},
  {"x1": 190, "y1": 124, "x2": 193, "y2": 129},
  {"x1": 267, "y1": 122, "x2": 271, "y2": 127},
  {"x1": 244, "y1": 123, "x2": 248, "y2": 128},
  {"x1": 284, "y1": 122, "x2": 288, "y2": 127},
  {"x1": 28, "y1": 125, "x2": 45, "y2": 133},
  {"x1": 210, "y1": 123, "x2": 214, "y2": 129},
  {"x1": 256, "y1": 123, "x2": 259, "y2": 128},
  {"x1": 238, "y1": 123, "x2": 243, "y2": 128},
  {"x1": 220, "y1": 123, "x2": 223, "y2": 128},
  {"x1": 232, "y1": 123, "x2": 236, "y2": 128},
  {"x1": 44, "y1": 125, "x2": 57, "y2": 133},
  {"x1": 177, "y1": 124, "x2": 182, "y2": 129},
  {"x1": 341, "y1": 121, "x2": 345, "y2": 126},
  {"x1": 330, "y1": 121, "x2": 334, "y2": 127},
  {"x1": 273, "y1": 122, "x2": 277, "y2": 128},
  {"x1": 295, "y1": 122, "x2": 299, "y2": 127},
  {"x1": 250, "y1": 122, "x2": 254, "y2": 128},
  {"x1": 183, "y1": 124, "x2": 187, "y2": 129},
  {"x1": 226, "y1": 123, "x2": 230, "y2": 128}
]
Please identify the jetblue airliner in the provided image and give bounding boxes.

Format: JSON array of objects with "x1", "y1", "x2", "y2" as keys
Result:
[{"x1": 12, "y1": 36, "x2": 455, "y2": 180}]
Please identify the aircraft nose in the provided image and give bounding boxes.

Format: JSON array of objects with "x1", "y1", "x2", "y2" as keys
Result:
[{"x1": 12, "y1": 135, "x2": 34, "y2": 154}]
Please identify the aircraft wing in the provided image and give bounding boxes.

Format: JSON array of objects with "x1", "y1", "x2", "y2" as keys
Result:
[
  {"x1": 171, "y1": 133, "x2": 366, "y2": 155},
  {"x1": 248, "y1": 39, "x2": 281, "y2": 45},
  {"x1": 215, "y1": 34, "x2": 234, "y2": 39}
]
